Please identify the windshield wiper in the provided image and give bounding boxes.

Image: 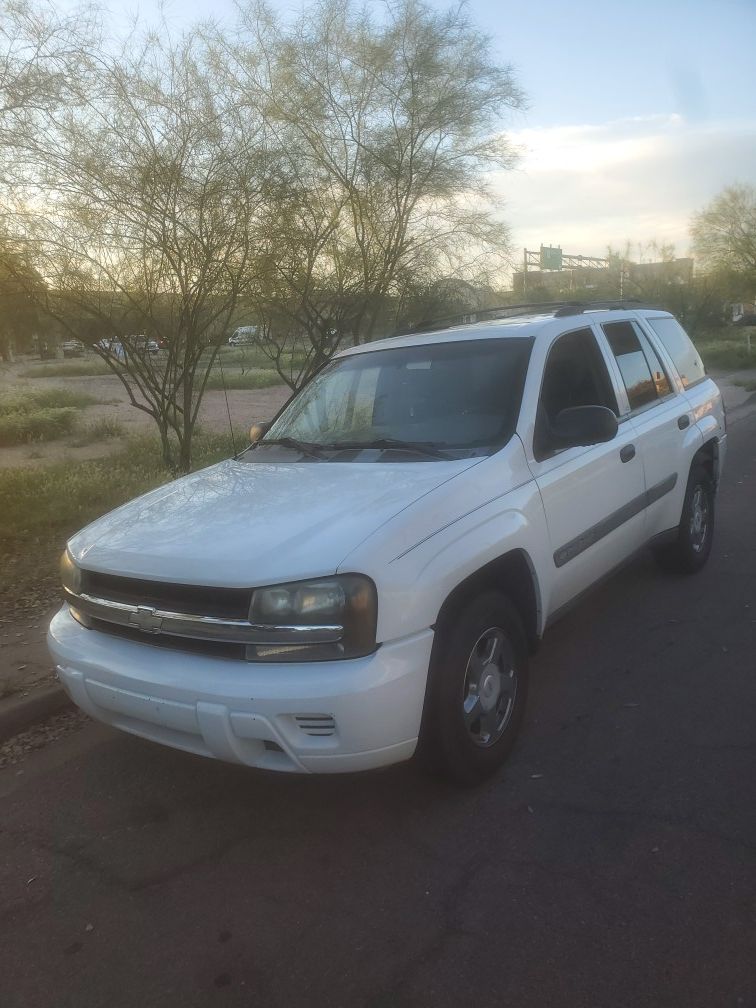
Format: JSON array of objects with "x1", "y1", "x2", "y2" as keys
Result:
[
  {"x1": 321, "y1": 437, "x2": 451, "y2": 459},
  {"x1": 260, "y1": 436, "x2": 326, "y2": 460}
]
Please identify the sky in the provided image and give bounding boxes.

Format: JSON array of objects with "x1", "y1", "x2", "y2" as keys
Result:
[{"x1": 95, "y1": 0, "x2": 756, "y2": 264}]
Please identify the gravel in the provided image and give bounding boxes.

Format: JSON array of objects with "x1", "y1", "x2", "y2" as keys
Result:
[{"x1": 0, "y1": 710, "x2": 89, "y2": 769}]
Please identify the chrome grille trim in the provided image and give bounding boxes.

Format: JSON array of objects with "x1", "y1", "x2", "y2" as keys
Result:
[{"x1": 64, "y1": 588, "x2": 344, "y2": 645}]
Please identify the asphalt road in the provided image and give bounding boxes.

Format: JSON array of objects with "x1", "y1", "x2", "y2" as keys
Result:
[{"x1": 2, "y1": 412, "x2": 755, "y2": 1008}]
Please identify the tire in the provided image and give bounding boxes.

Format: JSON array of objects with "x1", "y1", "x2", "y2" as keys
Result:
[
  {"x1": 654, "y1": 464, "x2": 715, "y2": 574},
  {"x1": 418, "y1": 591, "x2": 529, "y2": 786}
]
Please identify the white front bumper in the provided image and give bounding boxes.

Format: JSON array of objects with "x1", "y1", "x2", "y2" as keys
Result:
[{"x1": 48, "y1": 606, "x2": 433, "y2": 774}]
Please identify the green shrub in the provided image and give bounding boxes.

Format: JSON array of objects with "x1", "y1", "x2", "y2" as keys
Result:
[
  {"x1": 697, "y1": 342, "x2": 755, "y2": 371},
  {"x1": 0, "y1": 428, "x2": 242, "y2": 613},
  {"x1": 19, "y1": 359, "x2": 116, "y2": 378},
  {"x1": 0, "y1": 407, "x2": 80, "y2": 446},
  {"x1": 216, "y1": 345, "x2": 311, "y2": 371},
  {"x1": 0, "y1": 387, "x2": 99, "y2": 415},
  {"x1": 204, "y1": 369, "x2": 285, "y2": 390},
  {"x1": 70, "y1": 415, "x2": 126, "y2": 446},
  {"x1": 692, "y1": 329, "x2": 755, "y2": 371}
]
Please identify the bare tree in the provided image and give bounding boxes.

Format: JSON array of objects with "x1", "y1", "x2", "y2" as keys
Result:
[
  {"x1": 217, "y1": 0, "x2": 524, "y2": 386},
  {"x1": 0, "y1": 0, "x2": 94, "y2": 350},
  {"x1": 0, "y1": 232, "x2": 42, "y2": 359},
  {"x1": 0, "y1": 0, "x2": 93, "y2": 120},
  {"x1": 2, "y1": 15, "x2": 271, "y2": 471}
]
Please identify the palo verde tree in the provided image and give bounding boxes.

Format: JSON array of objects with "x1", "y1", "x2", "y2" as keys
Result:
[
  {"x1": 691, "y1": 184, "x2": 756, "y2": 300},
  {"x1": 0, "y1": 0, "x2": 92, "y2": 122},
  {"x1": 1, "y1": 12, "x2": 271, "y2": 472},
  {"x1": 218, "y1": 0, "x2": 524, "y2": 387},
  {"x1": 0, "y1": 0, "x2": 91, "y2": 355},
  {"x1": 0, "y1": 233, "x2": 43, "y2": 359}
]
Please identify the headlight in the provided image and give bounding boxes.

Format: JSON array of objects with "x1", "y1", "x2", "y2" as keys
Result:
[
  {"x1": 60, "y1": 549, "x2": 82, "y2": 596},
  {"x1": 247, "y1": 574, "x2": 377, "y2": 662}
]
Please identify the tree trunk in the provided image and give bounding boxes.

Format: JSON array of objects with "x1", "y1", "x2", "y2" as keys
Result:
[
  {"x1": 157, "y1": 420, "x2": 174, "y2": 472},
  {"x1": 179, "y1": 365, "x2": 194, "y2": 474}
]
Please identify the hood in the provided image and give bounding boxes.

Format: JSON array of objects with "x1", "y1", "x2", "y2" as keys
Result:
[{"x1": 68, "y1": 457, "x2": 479, "y2": 587}]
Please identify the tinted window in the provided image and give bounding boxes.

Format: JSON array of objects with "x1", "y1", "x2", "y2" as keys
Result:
[
  {"x1": 636, "y1": 327, "x2": 672, "y2": 398},
  {"x1": 647, "y1": 317, "x2": 706, "y2": 389},
  {"x1": 603, "y1": 321, "x2": 657, "y2": 410},
  {"x1": 535, "y1": 327, "x2": 617, "y2": 460}
]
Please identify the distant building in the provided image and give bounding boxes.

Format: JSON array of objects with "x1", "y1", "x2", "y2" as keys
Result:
[{"x1": 732, "y1": 302, "x2": 756, "y2": 325}]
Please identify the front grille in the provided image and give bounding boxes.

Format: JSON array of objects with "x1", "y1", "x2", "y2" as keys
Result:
[
  {"x1": 75, "y1": 570, "x2": 253, "y2": 660},
  {"x1": 84, "y1": 614, "x2": 246, "y2": 660},
  {"x1": 72, "y1": 571, "x2": 343, "y2": 664},
  {"x1": 82, "y1": 570, "x2": 251, "y2": 620}
]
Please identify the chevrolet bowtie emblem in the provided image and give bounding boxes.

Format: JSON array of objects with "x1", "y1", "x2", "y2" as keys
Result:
[{"x1": 129, "y1": 605, "x2": 163, "y2": 633}]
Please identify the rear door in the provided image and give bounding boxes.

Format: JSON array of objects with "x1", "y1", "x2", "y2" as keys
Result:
[{"x1": 598, "y1": 318, "x2": 699, "y2": 539}]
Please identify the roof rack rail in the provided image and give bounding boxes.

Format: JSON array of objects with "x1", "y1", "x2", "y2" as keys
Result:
[
  {"x1": 393, "y1": 299, "x2": 664, "y2": 336},
  {"x1": 394, "y1": 301, "x2": 589, "y2": 336},
  {"x1": 553, "y1": 299, "x2": 662, "y2": 317}
]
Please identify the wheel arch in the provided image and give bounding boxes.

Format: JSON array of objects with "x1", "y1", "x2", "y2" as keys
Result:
[
  {"x1": 693, "y1": 437, "x2": 721, "y2": 490},
  {"x1": 433, "y1": 549, "x2": 542, "y2": 653}
]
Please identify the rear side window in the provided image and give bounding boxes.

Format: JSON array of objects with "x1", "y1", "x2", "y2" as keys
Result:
[
  {"x1": 603, "y1": 320, "x2": 672, "y2": 408},
  {"x1": 638, "y1": 329, "x2": 672, "y2": 398},
  {"x1": 603, "y1": 321, "x2": 658, "y2": 411},
  {"x1": 646, "y1": 317, "x2": 706, "y2": 389}
]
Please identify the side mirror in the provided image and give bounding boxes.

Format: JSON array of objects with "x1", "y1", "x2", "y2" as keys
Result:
[
  {"x1": 248, "y1": 421, "x2": 269, "y2": 445},
  {"x1": 550, "y1": 406, "x2": 618, "y2": 449}
]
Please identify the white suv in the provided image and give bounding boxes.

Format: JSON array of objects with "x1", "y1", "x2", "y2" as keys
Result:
[{"x1": 49, "y1": 303, "x2": 726, "y2": 784}]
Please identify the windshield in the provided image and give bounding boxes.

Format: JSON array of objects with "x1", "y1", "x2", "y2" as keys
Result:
[{"x1": 256, "y1": 337, "x2": 532, "y2": 460}]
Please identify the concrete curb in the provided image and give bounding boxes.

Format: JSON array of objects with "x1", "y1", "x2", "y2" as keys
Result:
[{"x1": 0, "y1": 684, "x2": 73, "y2": 744}]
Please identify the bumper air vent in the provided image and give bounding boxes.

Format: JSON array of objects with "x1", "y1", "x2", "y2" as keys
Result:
[{"x1": 294, "y1": 715, "x2": 337, "y2": 737}]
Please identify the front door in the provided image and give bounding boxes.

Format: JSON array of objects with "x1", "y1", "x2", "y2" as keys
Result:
[{"x1": 523, "y1": 326, "x2": 646, "y2": 616}]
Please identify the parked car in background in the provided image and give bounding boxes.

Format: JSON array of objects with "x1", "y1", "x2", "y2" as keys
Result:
[
  {"x1": 146, "y1": 339, "x2": 160, "y2": 354},
  {"x1": 228, "y1": 326, "x2": 258, "y2": 346},
  {"x1": 49, "y1": 302, "x2": 726, "y2": 785},
  {"x1": 62, "y1": 339, "x2": 85, "y2": 358}
]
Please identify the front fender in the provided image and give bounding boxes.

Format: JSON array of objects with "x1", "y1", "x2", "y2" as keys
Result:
[{"x1": 340, "y1": 458, "x2": 552, "y2": 645}]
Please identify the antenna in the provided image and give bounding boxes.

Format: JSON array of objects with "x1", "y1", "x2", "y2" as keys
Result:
[{"x1": 217, "y1": 350, "x2": 238, "y2": 458}]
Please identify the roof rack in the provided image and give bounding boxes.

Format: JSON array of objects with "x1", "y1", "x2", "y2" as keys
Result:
[
  {"x1": 393, "y1": 299, "x2": 662, "y2": 336},
  {"x1": 553, "y1": 299, "x2": 662, "y2": 317},
  {"x1": 394, "y1": 302, "x2": 582, "y2": 336}
]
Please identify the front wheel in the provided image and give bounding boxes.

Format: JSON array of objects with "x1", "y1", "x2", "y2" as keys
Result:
[
  {"x1": 418, "y1": 591, "x2": 529, "y2": 786},
  {"x1": 654, "y1": 464, "x2": 715, "y2": 574}
]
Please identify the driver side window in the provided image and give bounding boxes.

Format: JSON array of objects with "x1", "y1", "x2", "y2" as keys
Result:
[{"x1": 534, "y1": 327, "x2": 618, "y2": 461}]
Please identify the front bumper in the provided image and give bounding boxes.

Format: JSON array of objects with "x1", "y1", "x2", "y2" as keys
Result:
[{"x1": 48, "y1": 606, "x2": 433, "y2": 774}]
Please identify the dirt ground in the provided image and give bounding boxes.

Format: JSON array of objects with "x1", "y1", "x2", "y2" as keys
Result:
[
  {"x1": 0, "y1": 610, "x2": 57, "y2": 700},
  {"x1": 0, "y1": 357, "x2": 292, "y2": 469}
]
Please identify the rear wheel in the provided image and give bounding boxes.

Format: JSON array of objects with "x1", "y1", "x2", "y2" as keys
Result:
[
  {"x1": 654, "y1": 464, "x2": 714, "y2": 574},
  {"x1": 419, "y1": 591, "x2": 529, "y2": 786}
]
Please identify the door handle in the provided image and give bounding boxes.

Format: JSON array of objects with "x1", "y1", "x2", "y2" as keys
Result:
[
  {"x1": 677, "y1": 414, "x2": 690, "y2": 430},
  {"x1": 620, "y1": 444, "x2": 636, "y2": 463}
]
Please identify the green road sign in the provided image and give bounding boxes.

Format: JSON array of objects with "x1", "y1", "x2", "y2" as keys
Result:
[{"x1": 540, "y1": 245, "x2": 562, "y2": 270}]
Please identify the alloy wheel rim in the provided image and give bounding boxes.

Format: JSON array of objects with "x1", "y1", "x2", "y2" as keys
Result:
[
  {"x1": 462, "y1": 627, "x2": 517, "y2": 748},
  {"x1": 689, "y1": 485, "x2": 710, "y2": 553}
]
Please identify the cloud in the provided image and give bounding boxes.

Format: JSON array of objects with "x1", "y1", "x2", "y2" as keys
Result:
[{"x1": 492, "y1": 115, "x2": 756, "y2": 260}]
